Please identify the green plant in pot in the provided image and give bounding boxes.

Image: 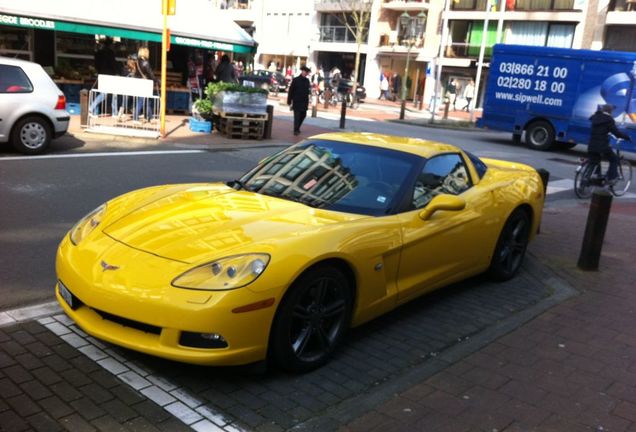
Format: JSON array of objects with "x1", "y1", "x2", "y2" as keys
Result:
[{"x1": 192, "y1": 98, "x2": 214, "y2": 120}]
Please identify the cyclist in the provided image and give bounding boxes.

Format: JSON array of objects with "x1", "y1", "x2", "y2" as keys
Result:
[{"x1": 588, "y1": 104, "x2": 631, "y2": 185}]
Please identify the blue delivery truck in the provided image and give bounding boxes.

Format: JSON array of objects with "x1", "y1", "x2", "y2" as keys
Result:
[{"x1": 478, "y1": 44, "x2": 636, "y2": 152}]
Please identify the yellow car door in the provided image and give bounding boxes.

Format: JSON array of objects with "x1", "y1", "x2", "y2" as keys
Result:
[{"x1": 395, "y1": 153, "x2": 496, "y2": 303}]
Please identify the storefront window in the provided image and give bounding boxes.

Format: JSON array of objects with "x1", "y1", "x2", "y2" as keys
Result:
[{"x1": 0, "y1": 27, "x2": 32, "y2": 61}]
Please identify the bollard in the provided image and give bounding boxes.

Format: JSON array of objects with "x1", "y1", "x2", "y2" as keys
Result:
[
  {"x1": 443, "y1": 100, "x2": 450, "y2": 120},
  {"x1": 400, "y1": 99, "x2": 406, "y2": 120},
  {"x1": 80, "y1": 89, "x2": 89, "y2": 128},
  {"x1": 577, "y1": 189, "x2": 613, "y2": 271},
  {"x1": 324, "y1": 88, "x2": 331, "y2": 109},
  {"x1": 339, "y1": 97, "x2": 347, "y2": 129},
  {"x1": 263, "y1": 104, "x2": 274, "y2": 139}
]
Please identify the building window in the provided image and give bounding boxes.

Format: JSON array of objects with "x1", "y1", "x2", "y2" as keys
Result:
[
  {"x1": 0, "y1": 27, "x2": 32, "y2": 61},
  {"x1": 604, "y1": 26, "x2": 636, "y2": 52},
  {"x1": 506, "y1": 22, "x2": 574, "y2": 48}
]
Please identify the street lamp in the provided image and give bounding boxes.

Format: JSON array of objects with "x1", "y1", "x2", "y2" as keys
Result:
[{"x1": 399, "y1": 10, "x2": 426, "y2": 120}]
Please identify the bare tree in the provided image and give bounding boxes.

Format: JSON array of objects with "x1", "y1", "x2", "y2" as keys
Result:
[{"x1": 325, "y1": 0, "x2": 372, "y2": 105}]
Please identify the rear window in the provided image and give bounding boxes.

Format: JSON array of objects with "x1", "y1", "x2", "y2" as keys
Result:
[{"x1": 0, "y1": 65, "x2": 33, "y2": 93}]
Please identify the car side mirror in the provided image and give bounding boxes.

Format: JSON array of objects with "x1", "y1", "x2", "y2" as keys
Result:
[{"x1": 418, "y1": 194, "x2": 466, "y2": 221}]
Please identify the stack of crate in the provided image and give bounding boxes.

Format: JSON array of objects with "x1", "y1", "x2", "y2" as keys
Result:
[{"x1": 217, "y1": 111, "x2": 267, "y2": 140}]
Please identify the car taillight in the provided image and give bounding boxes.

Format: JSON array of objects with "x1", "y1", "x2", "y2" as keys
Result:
[{"x1": 55, "y1": 95, "x2": 66, "y2": 110}]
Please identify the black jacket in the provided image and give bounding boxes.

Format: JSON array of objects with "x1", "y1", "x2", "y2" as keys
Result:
[
  {"x1": 287, "y1": 75, "x2": 311, "y2": 110},
  {"x1": 588, "y1": 110, "x2": 630, "y2": 153},
  {"x1": 215, "y1": 61, "x2": 237, "y2": 83}
]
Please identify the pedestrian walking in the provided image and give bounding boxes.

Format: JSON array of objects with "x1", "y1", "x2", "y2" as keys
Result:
[
  {"x1": 287, "y1": 65, "x2": 311, "y2": 136},
  {"x1": 392, "y1": 73, "x2": 401, "y2": 101},
  {"x1": 133, "y1": 47, "x2": 156, "y2": 122},
  {"x1": 462, "y1": 79, "x2": 475, "y2": 111},
  {"x1": 89, "y1": 37, "x2": 119, "y2": 116},
  {"x1": 215, "y1": 54, "x2": 238, "y2": 84},
  {"x1": 379, "y1": 74, "x2": 389, "y2": 100},
  {"x1": 446, "y1": 78, "x2": 457, "y2": 111}
]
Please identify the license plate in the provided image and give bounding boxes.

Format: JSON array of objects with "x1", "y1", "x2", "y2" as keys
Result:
[{"x1": 58, "y1": 281, "x2": 77, "y2": 310}]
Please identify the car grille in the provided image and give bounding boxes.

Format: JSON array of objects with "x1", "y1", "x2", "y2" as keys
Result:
[{"x1": 93, "y1": 308, "x2": 162, "y2": 335}]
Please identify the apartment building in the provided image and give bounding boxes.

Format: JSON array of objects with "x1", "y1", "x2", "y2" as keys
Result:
[{"x1": 225, "y1": 0, "x2": 635, "y2": 108}]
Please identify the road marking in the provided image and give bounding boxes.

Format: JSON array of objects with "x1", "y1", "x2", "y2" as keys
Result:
[
  {"x1": 2, "y1": 302, "x2": 245, "y2": 430},
  {"x1": 0, "y1": 301, "x2": 61, "y2": 327},
  {"x1": 0, "y1": 150, "x2": 206, "y2": 161},
  {"x1": 38, "y1": 313, "x2": 247, "y2": 432}
]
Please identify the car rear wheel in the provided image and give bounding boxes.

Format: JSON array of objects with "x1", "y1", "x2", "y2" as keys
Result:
[
  {"x1": 269, "y1": 265, "x2": 352, "y2": 373},
  {"x1": 11, "y1": 116, "x2": 51, "y2": 155},
  {"x1": 488, "y1": 208, "x2": 531, "y2": 281},
  {"x1": 525, "y1": 120, "x2": 554, "y2": 151}
]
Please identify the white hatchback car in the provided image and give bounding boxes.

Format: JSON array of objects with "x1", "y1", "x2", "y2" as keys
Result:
[{"x1": 0, "y1": 56, "x2": 70, "y2": 155}]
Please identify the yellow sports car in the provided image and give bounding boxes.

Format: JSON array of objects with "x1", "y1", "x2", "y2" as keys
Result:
[{"x1": 56, "y1": 132, "x2": 545, "y2": 372}]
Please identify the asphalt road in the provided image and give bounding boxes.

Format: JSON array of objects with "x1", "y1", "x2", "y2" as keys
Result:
[{"x1": 0, "y1": 120, "x2": 628, "y2": 309}]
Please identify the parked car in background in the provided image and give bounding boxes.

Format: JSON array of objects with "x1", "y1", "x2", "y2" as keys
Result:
[
  {"x1": 239, "y1": 70, "x2": 289, "y2": 94},
  {"x1": 0, "y1": 56, "x2": 69, "y2": 155}
]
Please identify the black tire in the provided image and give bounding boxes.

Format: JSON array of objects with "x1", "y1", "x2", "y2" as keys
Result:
[
  {"x1": 574, "y1": 162, "x2": 595, "y2": 199},
  {"x1": 11, "y1": 116, "x2": 51, "y2": 155},
  {"x1": 269, "y1": 265, "x2": 352, "y2": 373},
  {"x1": 525, "y1": 120, "x2": 555, "y2": 151},
  {"x1": 610, "y1": 158, "x2": 633, "y2": 197},
  {"x1": 488, "y1": 208, "x2": 531, "y2": 281}
]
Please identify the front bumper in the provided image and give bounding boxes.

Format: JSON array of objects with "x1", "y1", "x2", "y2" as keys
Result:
[{"x1": 55, "y1": 234, "x2": 281, "y2": 366}]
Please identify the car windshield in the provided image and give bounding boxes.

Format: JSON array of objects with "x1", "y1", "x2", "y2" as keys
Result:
[{"x1": 238, "y1": 139, "x2": 421, "y2": 216}]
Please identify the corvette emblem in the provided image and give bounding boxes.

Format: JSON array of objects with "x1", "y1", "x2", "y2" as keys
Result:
[{"x1": 100, "y1": 260, "x2": 120, "y2": 272}]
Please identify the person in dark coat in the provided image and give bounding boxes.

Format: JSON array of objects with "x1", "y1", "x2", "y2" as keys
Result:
[
  {"x1": 287, "y1": 65, "x2": 311, "y2": 136},
  {"x1": 215, "y1": 54, "x2": 238, "y2": 84},
  {"x1": 588, "y1": 104, "x2": 631, "y2": 184}
]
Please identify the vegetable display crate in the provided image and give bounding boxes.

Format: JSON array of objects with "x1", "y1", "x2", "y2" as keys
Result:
[
  {"x1": 188, "y1": 117, "x2": 212, "y2": 133},
  {"x1": 217, "y1": 112, "x2": 266, "y2": 140}
]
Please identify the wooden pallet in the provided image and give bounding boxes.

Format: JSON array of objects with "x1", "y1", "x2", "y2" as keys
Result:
[{"x1": 217, "y1": 111, "x2": 267, "y2": 140}]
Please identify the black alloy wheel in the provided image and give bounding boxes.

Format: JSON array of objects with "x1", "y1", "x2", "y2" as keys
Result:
[
  {"x1": 488, "y1": 208, "x2": 531, "y2": 281},
  {"x1": 269, "y1": 265, "x2": 352, "y2": 373}
]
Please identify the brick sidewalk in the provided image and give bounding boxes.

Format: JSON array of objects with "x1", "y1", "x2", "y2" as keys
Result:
[{"x1": 344, "y1": 201, "x2": 636, "y2": 432}]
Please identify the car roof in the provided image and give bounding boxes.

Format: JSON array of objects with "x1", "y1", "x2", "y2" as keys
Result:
[
  {"x1": 0, "y1": 56, "x2": 39, "y2": 67},
  {"x1": 307, "y1": 132, "x2": 460, "y2": 158}
]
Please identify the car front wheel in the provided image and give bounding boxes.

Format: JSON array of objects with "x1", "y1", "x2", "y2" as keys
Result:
[
  {"x1": 11, "y1": 116, "x2": 51, "y2": 155},
  {"x1": 269, "y1": 265, "x2": 352, "y2": 373},
  {"x1": 488, "y1": 208, "x2": 531, "y2": 281}
]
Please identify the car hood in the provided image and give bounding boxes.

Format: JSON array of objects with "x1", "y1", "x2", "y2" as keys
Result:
[{"x1": 102, "y1": 183, "x2": 363, "y2": 263}]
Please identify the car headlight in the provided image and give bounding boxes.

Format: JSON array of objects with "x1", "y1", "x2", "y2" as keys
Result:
[
  {"x1": 69, "y1": 204, "x2": 106, "y2": 245},
  {"x1": 172, "y1": 254, "x2": 270, "y2": 290}
]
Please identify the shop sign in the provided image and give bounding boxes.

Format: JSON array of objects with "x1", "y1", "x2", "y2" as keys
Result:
[
  {"x1": 173, "y1": 36, "x2": 234, "y2": 52},
  {"x1": 0, "y1": 14, "x2": 55, "y2": 29},
  {"x1": 0, "y1": 13, "x2": 254, "y2": 53}
]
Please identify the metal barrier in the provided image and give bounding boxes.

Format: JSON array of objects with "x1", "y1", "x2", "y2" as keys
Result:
[
  {"x1": 85, "y1": 75, "x2": 160, "y2": 138},
  {"x1": 87, "y1": 90, "x2": 160, "y2": 138}
]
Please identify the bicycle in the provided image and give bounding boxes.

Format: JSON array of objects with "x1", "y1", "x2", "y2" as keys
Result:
[{"x1": 574, "y1": 138, "x2": 633, "y2": 198}]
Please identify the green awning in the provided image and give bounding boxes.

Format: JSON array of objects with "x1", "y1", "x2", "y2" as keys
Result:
[{"x1": 0, "y1": 12, "x2": 255, "y2": 54}]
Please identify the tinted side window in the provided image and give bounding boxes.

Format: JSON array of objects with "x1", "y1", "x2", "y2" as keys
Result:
[
  {"x1": 411, "y1": 153, "x2": 472, "y2": 209},
  {"x1": 0, "y1": 65, "x2": 33, "y2": 93},
  {"x1": 465, "y1": 151, "x2": 487, "y2": 179}
]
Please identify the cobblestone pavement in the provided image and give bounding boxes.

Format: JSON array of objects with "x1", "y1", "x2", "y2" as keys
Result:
[
  {"x1": 1, "y1": 200, "x2": 590, "y2": 431},
  {"x1": 342, "y1": 201, "x2": 636, "y2": 432}
]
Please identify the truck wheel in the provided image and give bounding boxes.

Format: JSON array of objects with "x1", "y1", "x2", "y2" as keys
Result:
[{"x1": 525, "y1": 121, "x2": 554, "y2": 151}]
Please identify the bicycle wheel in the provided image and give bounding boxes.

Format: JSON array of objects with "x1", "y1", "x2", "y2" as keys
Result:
[
  {"x1": 610, "y1": 158, "x2": 633, "y2": 196},
  {"x1": 574, "y1": 162, "x2": 595, "y2": 199}
]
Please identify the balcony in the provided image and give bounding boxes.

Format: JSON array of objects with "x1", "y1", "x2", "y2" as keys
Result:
[
  {"x1": 609, "y1": 0, "x2": 636, "y2": 11},
  {"x1": 382, "y1": 0, "x2": 430, "y2": 11},
  {"x1": 451, "y1": 0, "x2": 576, "y2": 11},
  {"x1": 315, "y1": 0, "x2": 369, "y2": 12},
  {"x1": 319, "y1": 25, "x2": 367, "y2": 43}
]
